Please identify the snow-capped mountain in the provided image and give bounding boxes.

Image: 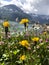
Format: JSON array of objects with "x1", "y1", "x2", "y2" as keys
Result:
[
  {"x1": 0, "y1": 4, "x2": 32, "y2": 21},
  {"x1": 29, "y1": 13, "x2": 49, "y2": 24},
  {"x1": 0, "y1": 4, "x2": 49, "y2": 24}
]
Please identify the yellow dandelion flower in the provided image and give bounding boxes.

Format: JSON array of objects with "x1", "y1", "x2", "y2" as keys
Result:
[
  {"x1": 19, "y1": 40, "x2": 29, "y2": 48},
  {"x1": 3, "y1": 21, "x2": 9, "y2": 27},
  {"x1": 20, "y1": 55, "x2": 26, "y2": 61},
  {"x1": 43, "y1": 32, "x2": 47, "y2": 35},
  {"x1": 32, "y1": 37, "x2": 39, "y2": 42},
  {"x1": 20, "y1": 18, "x2": 29, "y2": 24}
]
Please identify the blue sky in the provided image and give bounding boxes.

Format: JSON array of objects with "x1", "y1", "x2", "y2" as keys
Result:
[{"x1": 0, "y1": 0, "x2": 49, "y2": 15}]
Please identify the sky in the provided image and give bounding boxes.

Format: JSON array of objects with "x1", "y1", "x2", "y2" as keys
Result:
[{"x1": 0, "y1": 0, "x2": 49, "y2": 15}]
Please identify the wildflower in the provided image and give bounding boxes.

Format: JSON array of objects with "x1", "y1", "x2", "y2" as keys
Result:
[
  {"x1": 25, "y1": 31, "x2": 30, "y2": 37},
  {"x1": 43, "y1": 31, "x2": 47, "y2": 35},
  {"x1": 39, "y1": 38, "x2": 43, "y2": 43},
  {"x1": 20, "y1": 18, "x2": 29, "y2": 31},
  {"x1": 7, "y1": 35, "x2": 11, "y2": 39},
  {"x1": 46, "y1": 45, "x2": 49, "y2": 49},
  {"x1": 3, "y1": 21, "x2": 9, "y2": 27},
  {"x1": 36, "y1": 45, "x2": 40, "y2": 49},
  {"x1": 32, "y1": 37, "x2": 39, "y2": 42},
  {"x1": 20, "y1": 18, "x2": 29, "y2": 24},
  {"x1": 0, "y1": 41, "x2": 4, "y2": 45},
  {"x1": 20, "y1": 55, "x2": 26, "y2": 61},
  {"x1": 45, "y1": 39, "x2": 48, "y2": 43},
  {"x1": 27, "y1": 47, "x2": 31, "y2": 50},
  {"x1": 3, "y1": 20, "x2": 10, "y2": 38},
  {"x1": 19, "y1": 40, "x2": 29, "y2": 48}
]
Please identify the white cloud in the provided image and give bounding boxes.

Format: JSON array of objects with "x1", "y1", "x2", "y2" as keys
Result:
[
  {"x1": 1, "y1": 0, "x2": 11, "y2": 5},
  {"x1": 1, "y1": 0, "x2": 49, "y2": 15}
]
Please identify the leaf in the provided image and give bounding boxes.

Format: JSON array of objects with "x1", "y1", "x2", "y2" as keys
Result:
[
  {"x1": 16, "y1": 61, "x2": 22, "y2": 64},
  {"x1": 0, "y1": 59, "x2": 3, "y2": 61},
  {"x1": 13, "y1": 50, "x2": 20, "y2": 55},
  {"x1": 1, "y1": 62, "x2": 5, "y2": 65},
  {"x1": 3, "y1": 54, "x2": 6, "y2": 58}
]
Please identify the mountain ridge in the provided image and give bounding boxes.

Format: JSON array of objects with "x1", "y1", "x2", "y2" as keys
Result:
[
  {"x1": 0, "y1": 4, "x2": 49, "y2": 24},
  {"x1": 0, "y1": 4, "x2": 32, "y2": 21}
]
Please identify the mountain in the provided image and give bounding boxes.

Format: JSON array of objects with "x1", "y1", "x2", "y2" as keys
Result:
[
  {"x1": 29, "y1": 13, "x2": 49, "y2": 24},
  {"x1": 0, "y1": 4, "x2": 49, "y2": 24},
  {"x1": 0, "y1": 4, "x2": 32, "y2": 21}
]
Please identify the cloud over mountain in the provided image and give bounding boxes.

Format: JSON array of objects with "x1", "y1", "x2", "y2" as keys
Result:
[{"x1": 1, "y1": 0, "x2": 49, "y2": 15}]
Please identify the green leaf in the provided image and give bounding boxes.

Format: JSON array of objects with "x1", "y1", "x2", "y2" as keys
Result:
[
  {"x1": 16, "y1": 61, "x2": 22, "y2": 64},
  {"x1": 13, "y1": 50, "x2": 20, "y2": 55},
  {"x1": 3, "y1": 54, "x2": 6, "y2": 58},
  {"x1": 1, "y1": 62, "x2": 5, "y2": 65}
]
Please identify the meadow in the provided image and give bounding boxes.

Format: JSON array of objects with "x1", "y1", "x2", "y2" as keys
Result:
[{"x1": 0, "y1": 19, "x2": 49, "y2": 65}]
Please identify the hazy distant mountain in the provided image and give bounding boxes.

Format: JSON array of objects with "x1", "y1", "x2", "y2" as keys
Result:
[
  {"x1": 0, "y1": 4, "x2": 32, "y2": 21},
  {"x1": 0, "y1": 4, "x2": 49, "y2": 24},
  {"x1": 29, "y1": 13, "x2": 49, "y2": 24}
]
